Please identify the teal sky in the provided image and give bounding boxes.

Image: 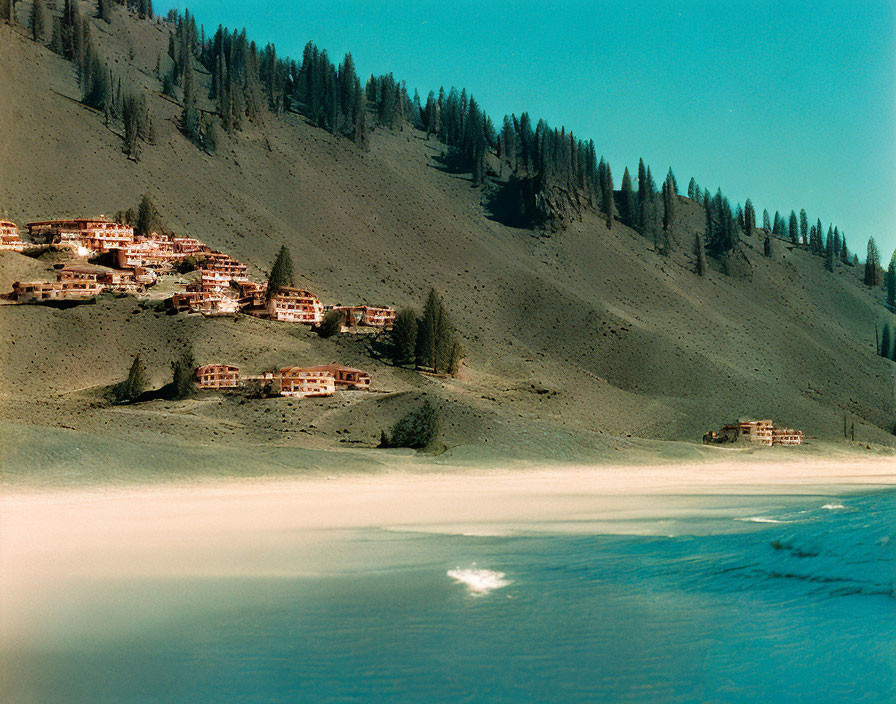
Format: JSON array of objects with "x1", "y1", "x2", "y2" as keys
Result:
[{"x1": 156, "y1": 1, "x2": 896, "y2": 258}]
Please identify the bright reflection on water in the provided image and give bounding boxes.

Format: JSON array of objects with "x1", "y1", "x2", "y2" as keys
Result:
[{"x1": 2, "y1": 492, "x2": 894, "y2": 703}]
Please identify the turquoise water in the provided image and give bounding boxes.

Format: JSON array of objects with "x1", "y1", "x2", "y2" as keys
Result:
[{"x1": 4, "y1": 491, "x2": 895, "y2": 703}]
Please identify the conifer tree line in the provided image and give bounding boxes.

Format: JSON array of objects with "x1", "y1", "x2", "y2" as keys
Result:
[
  {"x1": 11, "y1": 2, "x2": 885, "y2": 277},
  {"x1": 160, "y1": 11, "x2": 368, "y2": 146}
]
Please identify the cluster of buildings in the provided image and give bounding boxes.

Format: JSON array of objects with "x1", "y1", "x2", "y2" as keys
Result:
[
  {"x1": 703, "y1": 419, "x2": 803, "y2": 446},
  {"x1": 196, "y1": 362, "x2": 372, "y2": 397},
  {"x1": 1, "y1": 216, "x2": 396, "y2": 331}
]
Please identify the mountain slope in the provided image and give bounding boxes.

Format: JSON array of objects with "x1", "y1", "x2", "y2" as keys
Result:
[{"x1": 0, "y1": 6, "x2": 893, "y2": 468}]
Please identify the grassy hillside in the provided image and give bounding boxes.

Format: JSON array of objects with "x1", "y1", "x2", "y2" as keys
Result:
[{"x1": 0, "y1": 4, "x2": 893, "y2": 476}]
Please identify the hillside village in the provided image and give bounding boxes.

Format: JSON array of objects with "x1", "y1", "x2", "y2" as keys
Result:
[
  {"x1": 1, "y1": 213, "x2": 399, "y2": 399},
  {"x1": 0, "y1": 3, "x2": 894, "y2": 469}
]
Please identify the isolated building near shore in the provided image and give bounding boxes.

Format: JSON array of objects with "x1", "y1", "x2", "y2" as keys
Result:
[
  {"x1": 195, "y1": 364, "x2": 241, "y2": 389},
  {"x1": 0, "y1": 220, "x2": 25, "y2": 251},
  {"x1": 305, "y1": 364, "x2": 371, "y2": 390},
  {"x1": 771, "y1": 427, "x2": 803, "y2": 445},
  {"x1": 703, "y1": 419, "x2": 802, "y2": 446}
]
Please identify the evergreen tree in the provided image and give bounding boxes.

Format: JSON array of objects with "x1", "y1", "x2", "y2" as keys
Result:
[
  {"x1": 637, "y1": 158, "x2": 648, "y2": 231},
  {"x1": 743, "y1": 199, "x2": 755, "y2": 233},
  {"x1": 316, "y1": 309, "x2": 344, "y2": 338},
  {"x1": 762, "y1": 209, "x2": 771, "y2": 230},
  {"x1": 864, "y1": 238, "x2": 881, "y2": 287},
  {"x1": 824, "y1": 228, "x2": 835, "y2": 271},
  {"x1": 181, "y1": 52, "x2": 200, "y2": 141},
  {"x1": 703, "y1": 191, "x2": 713, "y2": 252},
  {"x1": 687, "y1": 177, "x2": 697, "y2": 200},
  {"x1": 695, "y1": 232, "x2": 707, "y2": 276},
  {"x1": 881, "y1": 324, "x2": 892, "y2": 359},
  {"x1": 30, "y1": 0, "x2": 46, "y2": 41},
  {"x1": 389, "y1": 308, "x2": 418, "y2": 365},
  {"x1": 814, "y1": 218, "x2": 824, "y2": 255},
  {"x1": 121, "y1": 89, "x2": 143, "y2": 160},
  {"x1": 0, "y1": 0, "x2": 11, "y2": 23},
  {"x1": 115, "y1": 355, "x2": 147, "y2": 403},
  {"x1": 415, "y1": 289, "x2": 460, "y2": 375},
  {"x1": 799, "y1": 209, "x2": 809, "y2": 245},
  {"x1": 666, "y1": 167, "x2": 677, "y2": 194},
  {"x1": 662, "y1": 172, "x2": 674, "y2": 233},
  {"x1": 171, "y1": 349, "x2": 197, "y2": 399},
  {"x1": 619, "y1": 167, "x2": 635, "y2": 227},
  {"x1": 382, "y1": 399, "x2": 440, "y2": 450},
  {"x1": 81, "y1": 43, "x2": 111, "y2": 111},
  {"x1": 267, "y1": 245, "x2": 294, "y2": 298},
  {"x1": 886, "y1": 251, "x2": 896, "y2": 308},
  {"x1": 603, "y1": 163, "x2": 614, "y2": 230},
  {"x1": 789, "y1": 211, "x2": 798, "y2": 244},
  {"x1": 764, "y1": 235, "x2": 772, "y2": 257},
  {"x1": 135, "y1": 194, "x2": 162, "y2": 237},
  {"x1": 840, "y1": 234, "x2": 849, "y2": 264}
]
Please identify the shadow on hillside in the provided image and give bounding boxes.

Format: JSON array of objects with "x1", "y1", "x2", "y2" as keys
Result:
[
  {"x1": 484, "y1": 179, "x2": 535, "y2": 230},
  {"x1": 428, "y1": 151, "x2": 473, "y2": 180}
]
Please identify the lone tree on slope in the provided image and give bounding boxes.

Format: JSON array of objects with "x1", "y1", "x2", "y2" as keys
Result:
[
  {"x1": 114, "y1": 354, "x2": 148, "y2": 403},
  {"x1": 415, "y1": 289, "x2": 462, "y2": 376},
  {"x1": 171, "y1": 349, "x2": 197, "y2": 400},
  {"x1": 267, "y1": 245, "x2": 295, "y2": 299}
]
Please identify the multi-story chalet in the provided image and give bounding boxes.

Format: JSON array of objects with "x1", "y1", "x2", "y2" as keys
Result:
[
  {"x1": 196, "y1": 364, "x2": 241, "y2": 389},
  {"x1": 113, "y1": 239, "x2": 178, "y2": 270},
  {"x1": 12, "y1": 280, "x2": 102, "y2": 302},
  {"x1": 171, "y1": 237, "x2": 210, "y2": 255},
  {"x1": 57, "y1": 264, "x2": 142, "y2": 293},
  {"x1": 236, "y1": 280, "x2": 267, "y2": 310},
  {"x1": 305, "y1": 364, "x2": 371, "y2": 390},
  {"x1": 170, "y1": 289, "x2": 238, "y2": 316},
  {"x1": 11, "y1": 264, "x2": 153, "y2": 301},
  {"x1": 329, "y1": 305, "x2": 396, "y2": 329},
  {"x1": 26, "y1": 218, "x2": 134, "y2": 253},
  {"x1": 0, "y1": 220, "x2": 25, "y2": 251},
  {"x1": 201, "y1": 252, "x2": 249, "y2": 281},
  {"x1": 277, "y1": 366, "x2": 336, "y2": 397},
  {"x1": 264, "y1": 287, "x2": 324, "y2": 324},
  {"x1": 196, "y1": 269, "x2": 232, "y2": 293}
]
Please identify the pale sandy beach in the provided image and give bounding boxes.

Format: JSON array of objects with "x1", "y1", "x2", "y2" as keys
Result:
[{"x1": 3, "y1": 457, "x2": 893, "y2": 586}]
